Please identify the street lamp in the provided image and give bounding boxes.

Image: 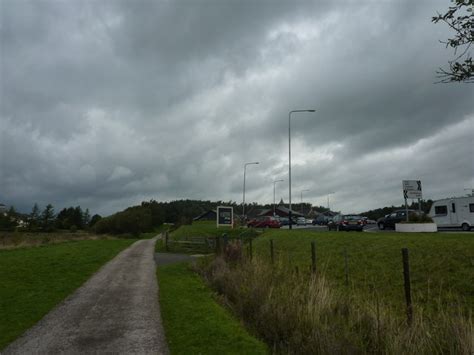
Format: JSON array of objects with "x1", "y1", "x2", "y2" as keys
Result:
[
  {"x1": 327, "y1": 192, "x2": 335, "y2": 211},
  {"x1": 289, "y1": 109, "x2": 316, "y2": 229},
  {"x1": 243, "y1": 162, "x2": 259, "y2": 221},
  {"x1": 300, "y1": 189, "x2": 310, "y2": 214},
  {"x1": 272, "y1": 179, "x2": 284, "y2": 216}
]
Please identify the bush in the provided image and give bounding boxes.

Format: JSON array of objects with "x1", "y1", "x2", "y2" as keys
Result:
[{"x1": 407, "y1": 212, "x2": 434, "y2": 223}]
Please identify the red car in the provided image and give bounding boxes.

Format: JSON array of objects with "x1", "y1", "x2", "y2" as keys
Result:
[{"x1": 247, "y1": 216, "x2": 281, "y2": 228}]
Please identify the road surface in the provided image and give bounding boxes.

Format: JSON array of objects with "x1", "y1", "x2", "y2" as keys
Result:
[{"x1": 4, "y1": 237, "x2": 169, "y2": 355}]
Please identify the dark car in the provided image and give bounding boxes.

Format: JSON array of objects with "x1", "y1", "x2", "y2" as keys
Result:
[
  {"x1": 312, "y1": 215, "x2": 330, "y2": 225},
  {"x1": 377, "y1": 210, "x2": 422, "y2": 230},
  {"x1": 328, "y1": 214, "x2": 364, "y2": 231},
  {"x1": 247, "y1": 216, "x2": 281, "y2": 228}
]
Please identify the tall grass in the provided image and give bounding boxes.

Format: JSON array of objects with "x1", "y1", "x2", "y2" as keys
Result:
[{"x1": 196, "y1": 244, "x2": 473, "y2": 354}]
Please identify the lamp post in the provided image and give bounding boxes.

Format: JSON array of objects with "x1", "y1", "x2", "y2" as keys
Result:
[
  {"x1": 273, "y1": 179, "x2": 284, "y2": 216},
  {"x1": 289, "y1": 109, "x2": 316, "y2": 229},
  {"x1": 243, "y1": 162, "x2": 259, "y2": 221},
  {"x1": 300, "y1": 189, "x2": 310, "y2": 214},
  {"x1": 327, "y1": 192, "x2": 335, "y2": 211}
]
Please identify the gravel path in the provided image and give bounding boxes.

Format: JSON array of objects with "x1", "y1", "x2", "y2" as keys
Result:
[{"x1": 3, "y1": 237, "x2": 169, "y2": 355}]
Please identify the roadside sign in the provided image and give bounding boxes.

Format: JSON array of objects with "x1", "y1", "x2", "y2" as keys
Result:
[
  {"x1": 217, "y1": 206, "x2": 233, "y2": 228},
  {"x1": 402, "y1": 180, "x2": 422, "y2": 199}
]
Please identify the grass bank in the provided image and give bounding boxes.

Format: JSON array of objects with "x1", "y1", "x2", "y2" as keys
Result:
[
  {"x1": 156, "y1": 221, "x2": 261, "y2": 253},
  {"x1": 157, "y1": 262, "x2": 267, "y2": 354},
  {"x1": 0, "y1": 239, "x2": 136, "y2": 349}
]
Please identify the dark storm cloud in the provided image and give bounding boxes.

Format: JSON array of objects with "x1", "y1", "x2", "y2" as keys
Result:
[{"x1": 1, "y1": 0, "x2": 473, "y2": 215}]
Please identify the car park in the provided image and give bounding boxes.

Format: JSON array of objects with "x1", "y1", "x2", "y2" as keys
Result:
[
  {"x1": 247, "y1": 216, "x2": 281, "y2": 228},
  {"x1": 328, "y1": 214, "x2": 364, "y2": 231}
]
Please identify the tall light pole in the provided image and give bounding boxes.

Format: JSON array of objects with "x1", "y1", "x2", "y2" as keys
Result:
[
  {"x1": 289, "y1": 109, "x2": 316, "y2": 229},
  {"x1": 327, "y1": 192, "x2": 335, "y2": 211},
  {"x1": 243, "y1": 162, "x2": 259, "y2": 221},
  {"x1": 300, "y1": 189, "x2": 310, "y2": 214},
  {"x1": 273, "y1": 179, "x2": 284, "y2": 216}
]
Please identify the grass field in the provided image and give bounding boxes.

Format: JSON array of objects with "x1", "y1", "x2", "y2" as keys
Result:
[
  {"x1": 0, "y1": 239, "x2": 136, "y2": 350},
  {"x1": 157, "y1": 262, "x2": 267, "y2": 354},
  {"x1": 252, "y1": 230, "x2": 474, "y2": 313}
]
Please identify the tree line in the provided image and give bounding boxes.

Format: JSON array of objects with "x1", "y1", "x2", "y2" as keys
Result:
[{"x1": 0, "y1": 204, "x2": 102, "y2": 232}]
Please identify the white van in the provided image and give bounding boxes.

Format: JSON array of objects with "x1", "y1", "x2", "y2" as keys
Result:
[{"x1": 429, "y1": 196, "x2": 474, "y2": 231}]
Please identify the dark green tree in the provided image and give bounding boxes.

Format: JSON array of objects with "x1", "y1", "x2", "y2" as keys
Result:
[
  {"x1": 40, "y1": 204, "x2": 56, "y2": 232},
  {"x1": 433, "y1": 0, "x2": 474, "y2": 83},
  {"x1": 83, "y1": 208, "x2": 91, "y2": 227},
  {"x1": 89, "y1": 214, "x2": 102, "y2": 227},
  {"x1": 29, "y1": 203, "x2": 41, "y2": 231}
]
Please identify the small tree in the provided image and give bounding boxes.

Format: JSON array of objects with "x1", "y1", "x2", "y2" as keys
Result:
[
  {"x1": 83, "y1": 208, "x2": 91, "y2": 228},
  {"x1": 89, "y1": 214, "x2": 102, "y2": 227},
  {"x1": 433, "y1": 0, "x2": 474, "y2": 83},
  {"x1": 40, "y1": 204, "x2": 56, "y2": 232},
  {"x1": 29, "y1": 203, "x2": 41, "y2": 231}
]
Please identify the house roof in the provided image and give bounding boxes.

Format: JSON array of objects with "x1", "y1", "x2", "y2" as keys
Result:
[
  {"x1": 193, "y1": 210, "x2": 216, "y2": 221},
  {"x1": 258, "y1": 206, "x2": 304, "y2": 217}
]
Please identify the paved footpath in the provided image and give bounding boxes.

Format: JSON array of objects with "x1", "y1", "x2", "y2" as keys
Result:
[{"x1": 3, "y1": 237, "x2": 169, "y2": 355}]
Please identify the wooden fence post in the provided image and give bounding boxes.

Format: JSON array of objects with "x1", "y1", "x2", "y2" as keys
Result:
[
  {"x1": 311, "y1": 241, "x2": 316, "y2": 274},
  {"x1": 249, "y1": 238, "x2": 253, "y2": 260},
  {"x1": 402, "y1": 248, "x2": 413, "y2": 325},
  {"x1": 270, "y1": 239, "x2": 274, "y2": 265},
  {"x1": 344, "y1": 248, "x2": 349, "y2": 287}
]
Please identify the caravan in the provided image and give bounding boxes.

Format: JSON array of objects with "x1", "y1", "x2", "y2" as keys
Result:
[{"x1": 429, "y1": 196, "x2": 474, "y2": 231}]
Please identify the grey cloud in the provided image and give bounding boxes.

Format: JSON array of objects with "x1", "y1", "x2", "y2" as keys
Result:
[{"x1": 1, "y1": 0, "x2": 473, "y2": 216}]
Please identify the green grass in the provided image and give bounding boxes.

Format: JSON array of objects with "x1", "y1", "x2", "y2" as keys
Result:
[
  {"x1": 253, "y1": 230, "x2": 474, "y2": 313},
  {"x1": 157, "y1": 262, "x2": 267, "y2": 355},
  {"x1": 0, "y1": 239, "x2": 136, "y2": 350},
  {"x1": 156, "y1": 221, "x2": 259, "y2": 253},
  {"x1": 170, "y1": 221, "x2": 242, "y2": 239}
]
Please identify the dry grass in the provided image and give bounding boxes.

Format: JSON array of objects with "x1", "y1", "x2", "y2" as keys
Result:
[
  {"x1": 0, "y1": 231, "x2": 117, "y2": 250},
  {"x1": 196, "y1": 246, "x2": 473, "y2": 354}
]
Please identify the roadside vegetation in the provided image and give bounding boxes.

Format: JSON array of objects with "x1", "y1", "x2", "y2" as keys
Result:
[
  {"x1": 197, "y1": 253, "x2": 473, "y2": 354},
  {"x1": 0, "y1": 239, "x2": 136, "y2": 350},
  {"x1": 168, "y1": 223, "x2": 473, "y2": 353},
  {"x1": 157, "y1": 262, "x2": 267, "y2": 354}
]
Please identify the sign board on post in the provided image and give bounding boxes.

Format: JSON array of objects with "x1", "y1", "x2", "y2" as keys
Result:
[
  {"x1": 216, "y1": 206, "x2": 233, "y2": 228},
  {"x1": 402, "y1": 180, "x2": 423, "y2": 221},
  {"x1": 402, "y1": 180, "x2": 422, "y2": 199}
]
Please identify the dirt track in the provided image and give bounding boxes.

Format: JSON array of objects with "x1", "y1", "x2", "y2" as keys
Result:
[{"x1": 3, "y1": 237, "x2": 169, "y2": 354}]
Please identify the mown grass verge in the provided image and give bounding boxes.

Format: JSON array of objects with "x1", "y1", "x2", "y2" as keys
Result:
[
  {"x1": 157, "y1": 262, "x2": 267, "y2": 354},
  {"x1": 0, "y1": 239, "x2": 136, "y2": 350}
]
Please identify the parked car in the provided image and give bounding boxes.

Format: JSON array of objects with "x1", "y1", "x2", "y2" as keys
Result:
[
  {"x1": 296, "y1": 217, "x2": 306, "y2": 225},
  {"x1": 305, "y1": 218, "x2": 313, "y2": 225},
  {"x1": 328, "y1": 214, "x2": 364, "y2": 231},
  {"x1": 429, "y1": 196, "x2": 473, "y2": 231},
  {"x1": 377, "y1": 210, "x2": 423, "y2": 230},
  {"x1": 247, "y1": 216, "x2": 281, "y2": 228},
  {"x1": 312, "y1": 215, "x2": 330, "y2": 225},
  {"x1": 278, "y1": 217, "x2": 289, "y2": 226}
]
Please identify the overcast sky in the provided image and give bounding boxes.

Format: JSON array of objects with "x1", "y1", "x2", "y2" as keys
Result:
[{"x1": 1, "y1": 0, "x2": 473, "y2": 216}]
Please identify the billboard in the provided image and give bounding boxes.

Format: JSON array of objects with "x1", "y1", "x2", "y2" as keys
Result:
[
  {"x1": 402, "y1": 180, "x2": 422, "y2": 199},
  {"x1": 217, "y1": 206, "x2": 233, "y2": 228}
]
